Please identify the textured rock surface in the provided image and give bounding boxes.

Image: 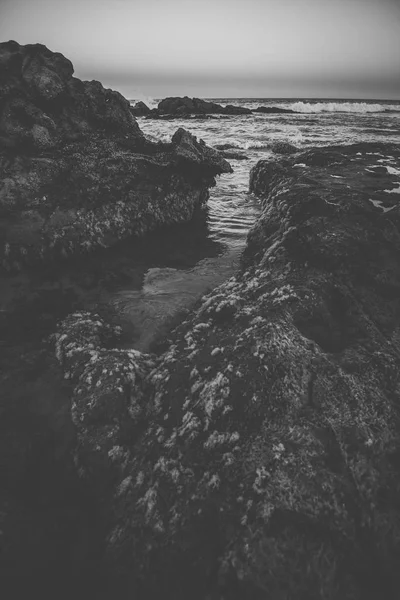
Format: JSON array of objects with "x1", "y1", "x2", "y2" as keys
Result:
[
  {"x1": 54, "y1": 142, "x2": 400, "y2": 598},
  {"x1": 130, "y1": 101, "x2": 151, "y2": 116},
  {"x1": 0, "y1": 42, "x2": 231, "y2": 272}
]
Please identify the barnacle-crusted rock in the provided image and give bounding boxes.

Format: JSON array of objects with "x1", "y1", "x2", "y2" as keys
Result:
[
  {"x1": 58, "y1": 143, "x2": 400, "y2": 598},
  {"x1": 0, "y1": 41, "x2": 231, "y2": 272}
]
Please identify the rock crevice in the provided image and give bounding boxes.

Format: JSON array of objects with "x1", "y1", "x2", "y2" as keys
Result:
[{"x1": 53, "y1": 143, "x2": 400, "y2": 598}]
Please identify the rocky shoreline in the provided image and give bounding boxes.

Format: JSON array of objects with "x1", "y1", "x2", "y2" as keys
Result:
[
  {"x1": 2, "y1": 40, "x2": 400, "y2": 600},
  {"x1": 0, "y1": 42, "x2": 231, "y2": 273},
  {"x1": 53, "y1": 143, "x2": 400, "y2": 598}
]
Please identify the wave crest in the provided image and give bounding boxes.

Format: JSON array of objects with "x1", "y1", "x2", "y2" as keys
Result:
[{"x1": 289, "y1": 101, "x2": 400, "y2": 114}]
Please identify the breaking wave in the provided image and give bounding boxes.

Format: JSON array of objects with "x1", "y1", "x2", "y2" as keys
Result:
[{"x1": 288, "y1": 102, "x2": 400, "y2": 114}]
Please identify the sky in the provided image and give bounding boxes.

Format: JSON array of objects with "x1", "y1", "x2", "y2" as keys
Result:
[{"x1": 1, "y1": 0, "x2": 400, "y2": 100}]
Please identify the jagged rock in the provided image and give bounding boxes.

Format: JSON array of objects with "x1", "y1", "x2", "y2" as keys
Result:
[
  {"x1": 0, "y1": 42, "x2": 231, "y2": 272},
  {"x1": 55, "y1": 143, "x2": 400, "y2": 598},
  {"x1": 130, "y1": 101, "x2": 151, "y2": 116}
]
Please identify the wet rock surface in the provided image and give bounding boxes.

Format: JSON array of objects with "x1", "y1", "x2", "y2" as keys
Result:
[
  {"x1": 0, "y1": 42, "x2": 231, "y2": 272},
  {"x1": 52, "y1": 142, "x2": 400, "y2": 598}
]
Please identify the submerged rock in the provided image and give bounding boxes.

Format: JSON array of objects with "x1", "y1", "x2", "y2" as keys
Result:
[
  {"x1": 54, "y1": 143, "x2": 400, "y2": 597},
  {"x1": 0, "y1": 42, "x2": 231, "y2": 272}
]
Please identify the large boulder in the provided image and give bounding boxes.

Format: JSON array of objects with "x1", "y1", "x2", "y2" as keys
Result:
[
  {"x1": 53, "y1": 143, "x2": 400, "y2": 598},
  {"x1": 0, "y1": 42, "x2": 231, "y2": 272}
]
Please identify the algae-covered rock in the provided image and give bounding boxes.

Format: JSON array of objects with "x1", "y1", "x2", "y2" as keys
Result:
[
  {"x1": 0, "y1": 42, "x2": 231, "y2": 272},
  {"x1": 55, "y1": 143, "x2": 400, "y2": 598}
]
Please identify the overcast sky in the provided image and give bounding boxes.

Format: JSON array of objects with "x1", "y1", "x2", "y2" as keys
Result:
[{"x1": 1, "y1": 0, "x2": 399, "y2": 100}]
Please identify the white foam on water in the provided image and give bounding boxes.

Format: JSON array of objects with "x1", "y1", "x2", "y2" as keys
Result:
[
  {"x1": 369, "y1": 199, "x2": 396, "y2": 212},
  {"x1": 130, "y1": 94, "x2": 158, "y2": 109},
  {"x1": 288, "y1": 102, "x2": 399, "y2": 114},
  {"x1": 244, "y1": 141, "x2": 270, "y2": 149},
  {"x1": 383, "y1": 184, "x2": 400, "y2": 194},
  {"x1": 331, "y1": 175, "x2": 343, "y2": 178},
  {"x1": 386, "y1": 166, "x2": 400, "y2": 176}
]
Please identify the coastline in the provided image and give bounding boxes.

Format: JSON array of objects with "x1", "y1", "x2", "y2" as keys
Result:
[{"x1": 1, "y1": 41, "x2": 400, "y2": 599}]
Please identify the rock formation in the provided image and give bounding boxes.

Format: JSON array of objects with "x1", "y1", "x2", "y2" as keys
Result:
[
  {"x1": 53, "y1": 142, "x2": 400, "y2": 598},
  {"x1": 270, "y1": 140, "x2": 299, "y2": 154},
  {"x1": 138, "y1": 97, "x2": 297, "y2": 119},
  {"x1": 254, "y1": 106, "x2": 296, "y2": 114},
  {"x1": 0, "y1": 42, "x2": 231, "y2": 272},
  {"x1": 157, "y1": 96, "x2": 252, "y2": 116},
  {"x1": 130, "y1": 100, "x2": 151, "y2": 116}
]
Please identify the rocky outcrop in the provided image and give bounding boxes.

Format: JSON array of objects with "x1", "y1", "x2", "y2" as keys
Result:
[
  {"x1": 0, "y1": 42, "x2": 231, "y2": 272},
  {"x1": 156, "y1": 96, "x2": 252, "y2": 117},
  {"x1": 140, "y1": 98, "x2": 297, "y2": 119},
  {"x1": 270, "y1": 140, "x2": 299, "y2": 154},
  {"x1": 222, "y1": 104, "x2": 252, "y2": 115},
  {"x1": 158, "y1": 96, "x2": 223, "y2": 115},
  {"x1": 130, "y1": 101, "x2": 151, "y2": 116},
  {"x1": 53, "y1": 142, "x2": 400, "y2": 598},
  {"x1": 254, "y1": 106, "x2": 296, "y2": 114}
]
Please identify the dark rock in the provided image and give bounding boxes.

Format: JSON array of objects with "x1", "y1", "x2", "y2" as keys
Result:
[
  {"x1": 218, "y1": 149, "x2": 249, "y2": 160},
  {"x1": 222, "y1": 104, "x2": 252, "y2": 115},
  {"x1": 53, "y1": 143, "x2": 400, "y2": 597},
  {"x1": 254, "y1": 106, "x2": 296, "y2": 114},
  {"x1": 214, "y1": 143, "x2": 242, "y2": 150},
  {"x1": 156, "y1": 97, "x2": 251, "y2": 117},
  {"x1": 0, "y1": 42, "x2": 231, "y2": 272},
  {"x1": 270, "y1": 140, "x2": 299, "y2": 154},
  {"x1": 130, "y1": 101, "x2": 151, "y2": 116},
  {"x1": 157, "y1": 96, "x2": 223, "y2": 115}
]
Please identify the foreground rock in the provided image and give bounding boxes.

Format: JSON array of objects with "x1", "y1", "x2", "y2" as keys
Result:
[
  {"x1": 0, "y1": 42, "x2": 231, "y2": 272},
  {"x1": 54, "y1": 142, "x2": 400, "y2": 598}
]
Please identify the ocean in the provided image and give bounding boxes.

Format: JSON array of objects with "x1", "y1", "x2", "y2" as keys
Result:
[{"x1": 120, "y1": 97, "x2": 400, "y2": 348}]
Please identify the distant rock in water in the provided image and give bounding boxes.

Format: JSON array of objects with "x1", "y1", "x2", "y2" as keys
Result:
[
  {"x1": 254, "y1": 106, "x2": 297, "y2": 114},
  {"x1": 154, "y1": 97, "x2": 252, "y2": 117},
  {"x1": 0, "y1": 41, "x2": 231, "y2": 272},
  {"x1": 270, "y1": 140, "x2": 299, "y2": 154},
  {"x1": 130, "y1": 100, "x2": 151, "y2": 116},
  {"x1": 158, "y1": 96, "x2": 223, "y2": 115},
  {"x1": 53, "y1": 142, "x2": 400, "y2": 598},
  {"x1": 222, "y1": 104, "x2": 252, "y2": 115}
]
